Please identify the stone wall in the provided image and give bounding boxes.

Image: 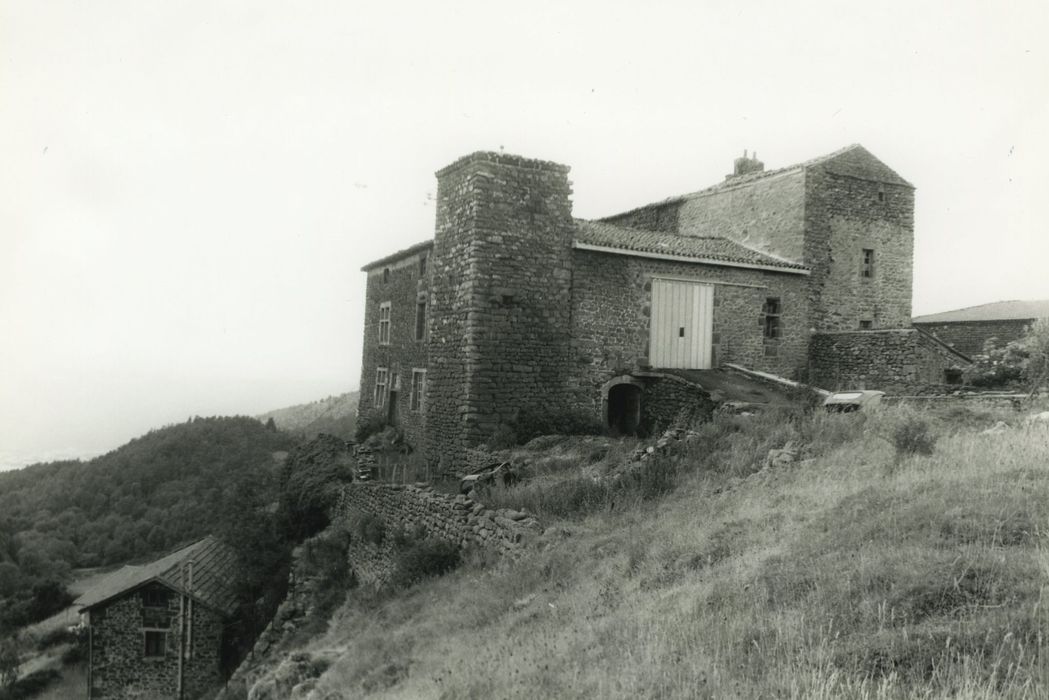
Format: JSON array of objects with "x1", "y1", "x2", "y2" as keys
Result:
[
  {"x1": 357, "y1": 245, "x2": 432, "y2": 449},
  {"x1": 88, "y1": 583, "x2": 225, "y2": 700},
  {"x1": 602, "y1": 169, "x2": 807, "y2": 263},
  {"x1": 913, "y1": 319, "x2": 1031, "y2": 357},
  {"x1": 568, "y1": 248, "x2": 811, "y2": 419},
  {"x1": 808, "y1": 329, "x2": 969, "y2": 393},
  {"x1": 637, "y1": 374, "x2": 717, "y2": 434},
  {"x1": 426, "y1": 153, "x2": 576, "y2": 466},
  {"x1": 803, "y1": 157, "x2": 914, "y2": 332},
  {"x1": 333, "y1": 482, "x2": 541, "y2": 588}
]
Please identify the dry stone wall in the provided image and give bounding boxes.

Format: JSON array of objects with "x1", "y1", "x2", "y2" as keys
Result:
[
  {"x1": 808, "y1": 329, "x2": 969, "y2": 393},
  {"x1": 913, "y1": 319, "x2": 1031, "y2": 357},
  {"x1": 333, "y1": 482, "x2": 541, "y2": 588}
]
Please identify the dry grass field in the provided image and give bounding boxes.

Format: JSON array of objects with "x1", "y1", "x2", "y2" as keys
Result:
[{"x1": 261, "y1": 402, "x2": 1048, "y2": 699}]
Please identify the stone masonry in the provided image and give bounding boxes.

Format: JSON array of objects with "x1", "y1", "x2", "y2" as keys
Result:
[
  {"x1": 333, "y1": 482, "x2": 541, "y2": 588},
  {"x1": 87, "y1": 583, "x2": 225, "y2": 700},
  {"x1": 357, "y1": 145, "x2": 949, "y2": 466}
]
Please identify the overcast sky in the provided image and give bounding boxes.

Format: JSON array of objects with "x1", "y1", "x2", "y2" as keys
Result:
[{"x1": 2, "y1": 1, "x2": 1047, "y2": 469}]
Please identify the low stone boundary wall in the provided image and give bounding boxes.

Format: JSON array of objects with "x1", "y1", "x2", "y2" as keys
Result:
[{"x1": 332, "y1": 483, "x2": 541, "y2": 587}]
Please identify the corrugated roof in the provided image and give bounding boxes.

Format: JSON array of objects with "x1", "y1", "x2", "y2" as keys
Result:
[
  {"x1": 361, "y1": 239, "x2": 434, "y2": 272},
  {"x1": 574, "y1": 219, "x2": 809, "y2": 273},
  {"x1": 912, "y1": 300, "x2": 1049, "y2": 324},
  {"x1": 75, "y1": 536, "x2": 239, "y2": 616}
]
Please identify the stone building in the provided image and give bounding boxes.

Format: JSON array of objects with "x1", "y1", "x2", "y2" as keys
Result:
[
  {"x1": 75, "y1": 536, "x2": 238, "y2": 700},
  {"x1": 358, "y1": 145, "x2": 965, "y2": 464},
  {"x1": 913, "y1": 299, "x2": 1049, "y2": 356}
]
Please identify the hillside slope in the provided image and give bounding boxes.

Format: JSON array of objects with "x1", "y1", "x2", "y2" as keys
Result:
[
  {"x1": 0, "y1": 416, "x2": 296, "y2": 631},
  {"x1": 251, "y1": 406, "x2": 1049, "y2": 699},
  {"x1": 257, "y1": 392, "x2": 359, "y2": 440}
]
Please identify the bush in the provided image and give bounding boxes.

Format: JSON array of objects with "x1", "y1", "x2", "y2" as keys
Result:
[
  {"x1": 392, "y1": 538, "x2": 460, "y2": 587},
  {"x1": 347, "y1": 511, "x2": 386, "y2": 545},
  {"x1": 488, "y1": 409, "x2": 605, "y2": 448},
  {"x1": 893, "y1": 418, "x2": 937, "y2": 459},
  {"x1": 277, "y1": 435, "x2": 356, "y2": 541},
  {"x1": 354, "y1": 411, "x2": 389, "y2": 443}
]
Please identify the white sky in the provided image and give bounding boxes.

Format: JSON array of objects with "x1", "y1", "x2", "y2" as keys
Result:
[{"x1": 2, "y1": 1, "x2": 1047, "y2": 469}]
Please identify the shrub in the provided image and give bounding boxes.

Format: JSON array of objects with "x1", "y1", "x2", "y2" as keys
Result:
[
  {"x1": 511, "y1": 409, "x2": 606, "y2": 446},
  {"x1": 354, "y1": 411, "x2": 389, "y2": 443},
  {"x1": 893, "y1": 418, "x2": 937, "y2": 459},
  {"x1": 392, "y1": 538, "x2": 460, "y2": 587},
  {"x1": 347, "y1": 511, "x2": 386, "y2": 545},
  {"x1": 485, "y1": 423, "x2": 517, "y2": 450},
  {"x1": 276, "y1": 435, "x2": 356, "y2": 541}
]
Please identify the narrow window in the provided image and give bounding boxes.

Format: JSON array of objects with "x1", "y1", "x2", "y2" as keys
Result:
[
  {"x1": 415, "y1": 300, "x2": 426, "y2": 341},
  {"x1": 142, "y1": 588, "x2": 169, "y2": 608},
  {"x1": 877, "y1": 191, "x2": 885, "y2": 202},
  {"x1": 762, "y1": 298, "x2": 781, "y2": 339},
  {"x1": 144, "y1": 631, "x2": 167, "y2": 658},
  {"x1": 419, "y1": 255, "x2": 427, "y2": 276},
  {"x1": 860, "y1": 320, "x2": 872, "y2": 330},
  {"x1": 382, "y1": 267, "x2": 390, "y2": 284},
  {"x1": 374, "y1": 367, "x2": 388, "y2": 408},
  {"x1": 378, "y1": 302, "x2": 391, "y2": 345},
  {"x1": 862, "y1": 249, "x2": 874, "y2": 278},
  {"x1": 410, "y1": 369, "x2": 426, "y2": 412}
]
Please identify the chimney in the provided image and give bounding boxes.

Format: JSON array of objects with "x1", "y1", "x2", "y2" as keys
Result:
[{"x1": 728, "y1": 149, "x2": 764, "y2": 179}]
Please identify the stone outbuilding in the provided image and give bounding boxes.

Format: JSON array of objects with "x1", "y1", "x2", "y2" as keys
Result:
[
  {"x1": 913, "y1": 299, "x2": 1049, "y2": 356},
  {"x1": 75, "y1": 536, "x2": 239, "y2": 700},
  {"x1": 357, "y1": 145, "x2": 966, "y2": 465}
]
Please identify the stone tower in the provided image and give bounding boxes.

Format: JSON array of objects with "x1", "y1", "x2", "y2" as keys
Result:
[{"x1": 424, "y1": 152, "x2": 575, "y2": 466}]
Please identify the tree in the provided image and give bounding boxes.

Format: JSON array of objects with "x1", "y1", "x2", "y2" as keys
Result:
[
  {"x1": 1023, "y1": 317, "x2": 1049, "y2": 396},
  {"x1": 0, "y1": 637, "x2": 19, "y2": 689}
]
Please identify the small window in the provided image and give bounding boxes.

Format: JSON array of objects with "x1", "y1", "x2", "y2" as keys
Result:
[
  {"x1": 944, "y1": 368, "x2": 963, "y2": 385},
  {"x1": 382, "y1": 267, "x2": 390, "y2": 283},
  {"x1": 144, "y1": 631, "x2": 166, "y2": 658},
  {"x1": 877, "y1": 191, "x2": 885, "y2": 202},
  {"x1": 762, "y1": 297, "x2": 781, "y2": 339},
  {"x1": 419, "y1": 255, "x2": 427, "y2": 276},
  {"x1": 415, "y1": 300, "x2": 426, "y2": 341},
  {"x1": 142, "y1": 588, "x2": 169, "y2": 608},
  {"x1": 378, "y1": 302, "x2": 391, "y2": 345},
  {"x1": 860, "y1": 320, "x2": 872, "y2": 330},
  {"x1": 374, "y1": 367, "x2": 388, "y2": 408},
  {"x1": 410, "y1": 369, "x2": 426, "y2": 412},
  {"x1": 862, "y1": 249, "x2": 874, "y2": 278}
]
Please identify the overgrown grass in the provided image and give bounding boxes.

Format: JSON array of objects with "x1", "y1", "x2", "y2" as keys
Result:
[{"x1": 267, "y1": 404, "x2": 1049, "y2": 698}]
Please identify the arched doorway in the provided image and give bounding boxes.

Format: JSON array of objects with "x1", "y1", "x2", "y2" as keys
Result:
[{"x1": 607, "y1": 383, "x2": 642, "y2": 436}]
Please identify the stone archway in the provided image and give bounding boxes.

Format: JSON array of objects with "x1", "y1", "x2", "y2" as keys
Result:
[{"x1": 601, "y1": 376, "x2": 644, "y2": 436}]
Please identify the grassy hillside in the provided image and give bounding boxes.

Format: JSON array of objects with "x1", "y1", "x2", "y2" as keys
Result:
[
  {"x1": 262, "y1": 404, "x2": 1048, "y2": 698},
  {"x1": 0, "y1": 416, "x2": 296, "y2": 632},
  {"x1": 257, "y1": 392, "x2": 359, "y2": 441}
]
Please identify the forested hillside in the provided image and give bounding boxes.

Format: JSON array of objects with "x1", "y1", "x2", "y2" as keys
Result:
[
  {"x1": 0, "y1": 416, "x2": 297, "y2": 631},
  {"x1": 257, "y1": 392, "x2": 358, "y2": 440}
]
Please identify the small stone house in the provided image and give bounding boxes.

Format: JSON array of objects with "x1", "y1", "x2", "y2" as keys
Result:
[
  {"x1": 75, "y1": 536, "x2": 238, "y2": 700},
  {"x1": 913, "y1": 299, "x2": 1049, "y2": 356},
  {"x1": 357, "y1": 145, "x2": 966, "y2": 465}
]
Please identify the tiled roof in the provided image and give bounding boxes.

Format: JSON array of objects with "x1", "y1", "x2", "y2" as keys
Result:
[
  {"x1": 574, "y1": 219, "x2": 809, "y2": 273},
  {"x1": 75, "y1": 536, "x2": 239, "y2": 616},
  {"x1": 912, "y1": 300, "x2": 1049, "y2": 324},
  {"x1": 361, "y1": 239, "x2": 434, "y2": 272}
]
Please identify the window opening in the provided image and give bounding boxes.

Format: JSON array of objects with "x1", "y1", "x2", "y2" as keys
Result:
[
  {"x1": 382, "y1": 267, "x2": 390, "y2": 283},
  {"x1": 862, "y1": 249, "x2": 874, "y2": 278},
  {"x1": 762, "y1": 297, "x2": 782, "y2": 339},
  {"x1": 860, "y1": 320, "x2": 872, "y2": 330},
  {"x1": 415, "y1": 300, "x2": 426, "y2": 341},
  {"x1": 144, "y1": 631, "x2": 167, "y2": 658},
  {"x1": 410, "y1": 369, "x2": 426, "y2": 412},
  {"x1": 419, "y1": 255, "x2": 427, "y2": 276},
  {"x1": 374, "y1": 367, "x2": 388, "y2": 408},
  {"x1": 378, "y1": 302, "x2": 391, "y2": 344}
]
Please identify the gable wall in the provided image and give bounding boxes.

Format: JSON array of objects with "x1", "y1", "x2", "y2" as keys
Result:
[
  {"x1": 567, "y1": 249, "x2": 810, "y2": 417},
  {"x1": 358, "y1": 251, "x2": 432, "y2": 449},
  {"x1": 803, "y1": 165, "x2": 914, "y2": 332},
  {"x1": 87, "y1": 583, "x2": 225, "y2": 699}
]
